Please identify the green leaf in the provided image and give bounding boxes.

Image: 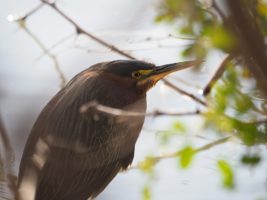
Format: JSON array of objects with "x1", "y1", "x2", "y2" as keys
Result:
[
  {"x1": 233, "y1": 121, "x2": 258, "y2": 146},
  {"x1": 155, "y1": 14, "x2": 174, "y2": 23},
  {"x1": 179, "y1": 146, "x2": 195, "y2": 169},
  {"x1": 233, "y1": 92, "x2": 253, "y2": 114},
  {"x1": 257, "y1": 2, "x2": 267, "y2": 17},
  {"x1": 180, "y1": 25, "x2": 194, "y2": 35},
  {"x1": 203, "y1": 111, "x2": 234, "y2": 133},
  {"x1": 138, "y1": 156, "x2": 157, "y2": 173},
  {"x1": 158, "y1": 131, "x2": 173, "y2": 145},
  {"x1": 241, "y1": 154, "x2": 261, "y2": 166},
  {"x1": 209, "y1": 25, "x2": 235, "y2": 51},
  {"x1": 142, "y1": 185, "x2": 151, "y2": 200},
  {"x1": 217, "y1": 160, "x2": 234, "y2": 189},
  {"x1": 172, "y1": 121, "x2": 187, "y2": 133},
  {"x1": 157, "y1": 121, "x2": 187, "y2": 145}
]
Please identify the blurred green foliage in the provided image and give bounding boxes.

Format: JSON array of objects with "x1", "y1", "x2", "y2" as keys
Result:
[
  {"x1": 156, "y1": 0, "x2": 236, "y2": 59},
  {"x1": 241, "y1": 154, "x2": 261, "y2": 166},
  {"x1": 142, "y1": 185, "x2": 152, "y2": 200},
  {"x1": 172, "y1": 121, "x2": 187, "y2": 132},
  {"x1": 217, "y1": 160, "x2": 234, "y2": 189},
  {"x1": 138, "y1": 156, "x2": 158, "y2": 174},
  {"x1": 145, "y1": 0, "x2": 267, "y2": 196},
  {"x1": 205, "y1": 65, "x2": 267, "y2": 145},
  {"x1": 178, "y1": 146, "x2": 195, "y2": 168},
  {"x1": 157, "y1": 121, "x2": 187, "y2": 145}
]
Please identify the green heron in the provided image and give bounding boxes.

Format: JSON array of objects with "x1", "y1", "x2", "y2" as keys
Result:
[{"x1": 16, "y1": 60, "x2": 197, "y2": 200}]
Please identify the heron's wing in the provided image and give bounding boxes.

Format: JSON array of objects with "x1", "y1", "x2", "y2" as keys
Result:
[{"x1": 34, "y1": 147, "x2": 134, "y2": 200}]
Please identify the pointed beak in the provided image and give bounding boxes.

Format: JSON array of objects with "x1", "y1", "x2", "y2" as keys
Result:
[{"x1": 142, "y1": 60, "x2": 201, "y2": 83}]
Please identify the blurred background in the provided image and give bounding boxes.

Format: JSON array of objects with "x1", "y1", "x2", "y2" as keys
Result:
[{"x1": 1, "y1": 0, "x2": 267, "y2": 199}]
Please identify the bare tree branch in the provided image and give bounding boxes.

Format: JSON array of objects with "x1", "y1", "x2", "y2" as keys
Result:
[
  {"x1": 8, "y1": 1, "x2": 210, "y2": 106},
  {"x1": 41, "y1": 0, "x2": 137, "y2": 60},
  {"x1": 80, "y1": 101, "x2": 201, "y2": 117},
  {"x1": 225, "y1": 0, "x2": 267, "y2": 96},
  {"x1": 157, "y1": 136, "x2": 230, "y2": 159},
  {"x1": 212, "y1": 1, "x2": 228, "y2": 22},
  {"x1": 6, "y1": 3, "x2": 44, "y2": 22},
  {"x1": 74, "y1": 43, "x2": 192, "y2": 53},
  {"x1": 36, "y1": 33, "x2": 76, "y2": 61},
  {"x1": 202, "y1": 54, "x2": 234, "y2": 96},
  {"x1": 162, "y1": 79, "x2": 207, "y2": 106},
  {"x1": 19, "y1": 23, "x2": 67, "y2": 88},
  {"x1": 21, "y1": 3, "x2": 44, "y2": 20},
  {"x1": 7, "y1": 1, "x2": 57, "y2": 22}
]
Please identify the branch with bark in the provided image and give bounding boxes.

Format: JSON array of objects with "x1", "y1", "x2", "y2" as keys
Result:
[
  {"x1": 80, "y1": 101, "x2": 201, "y2": 117},
  {"x1": 9, "y1": 0, "x2": 209, "y2": 106}
]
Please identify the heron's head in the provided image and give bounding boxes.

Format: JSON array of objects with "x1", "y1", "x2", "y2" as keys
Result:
[{"x1": 91, "y1": 60, "x2": 198, "y2": 94}]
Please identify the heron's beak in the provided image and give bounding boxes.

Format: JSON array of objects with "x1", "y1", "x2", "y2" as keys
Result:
[{"x1": 138, "y1": 60, "x2": 201, "y2": 88}]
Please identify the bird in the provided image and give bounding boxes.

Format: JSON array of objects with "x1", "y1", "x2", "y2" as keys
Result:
[{"x1": 16, "y1": 60, "x2": 197, "y2": 200}]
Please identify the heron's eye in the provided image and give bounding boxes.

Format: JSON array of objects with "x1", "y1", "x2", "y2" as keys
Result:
[{"x1": 132, "y1": 71, "x2": 142, "y2": 79}]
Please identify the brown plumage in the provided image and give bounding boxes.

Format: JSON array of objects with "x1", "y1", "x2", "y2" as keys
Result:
[{"x1": 16, "y1": 60, "x2": 197, "y2": 200}]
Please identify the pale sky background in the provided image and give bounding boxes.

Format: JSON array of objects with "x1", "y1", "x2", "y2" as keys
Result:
[{"x1": 1, "y1": 0, "x2": 267, "y2": 199}]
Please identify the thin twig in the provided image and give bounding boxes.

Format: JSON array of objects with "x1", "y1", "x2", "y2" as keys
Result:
[
  {"x1": 13, "y1": 0, "x2": 208, "y2": 106},
  {"x1": 7, "y1": 2, "x2": 58, "y2": 22},
  {"x1": 42, "y1": 0, "x2": 137, "y2": 60},
  {"x1": 194, "y1": 136, "x2": 231, "y2": 153},
  {"x1": 74, "y1": 43, "x2": 192, "y2": 53},
  {"x1": 21, "y1": 3, "x2": 44, "y2": 20},
  {"x1": 246, "y1": 119, "x2": 267, "y2": 124},
  {"x1": 7, "y1": 3, "x2": 45, "y2": 22},
  {"x1": 157, "y1": 136, "x2": 230, "y2": 160},
  {"x1": 36, "y1": 32, "x2": 75, "y2": 61},
  {"x1": 202, "y1": 54, "x2": 234, "y2": 96},
  {"x1": 212, "y1": 1, "x2": 228, "y2": 22},
  {"x1": 162, "y1": 79, "x2": 207, "y2": 106},
  {"x1": 129, "y1": 136, "x2": 231, "y2": 170},
  {"x1": 21, "y1": 24, "x2": 67, "y2": 88},
  {"x1": 86, "y1": 30, "x2": 198, "y2": 41},
  {"x1": 170, "y1": 77, "x2": 202, "y2": 89},
  {"x1": 80, "y1": 101, "x2": 201, "y2": 117}
]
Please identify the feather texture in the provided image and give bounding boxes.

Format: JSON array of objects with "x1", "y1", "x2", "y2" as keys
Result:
[{"x1": 17, "y1": 62, "x2": 148, "y2": 200}]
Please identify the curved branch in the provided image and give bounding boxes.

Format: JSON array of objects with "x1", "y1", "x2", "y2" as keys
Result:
[{"x1": 162, "y1": 79, "x2": 207, "y2": 106}]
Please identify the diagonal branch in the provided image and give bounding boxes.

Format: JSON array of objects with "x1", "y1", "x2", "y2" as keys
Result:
[
  {"x1": 21, "y1": 3, "x2": 44, "y2": 20},
  {"x1": 42, "y1": 0, "x2": 137, "y2": 60},
  {"x1": 202, "y1": 54, "x2": 235, "y2": 96},
  {"x1": 20, "y1": 24, "x2": 67, "y2": 88},
  {"x1": 36, "y1": 33, "x2": 75, "y2": 61},
  {"x1": 155, "y1": 136, "x2": 230, "y2": 160},
  {"x1": 74, "y1": 43, "x2": 192, "y2": 53},
  {"x1": 162, "y1": 79, "x2": 207, "y2": 106}
]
